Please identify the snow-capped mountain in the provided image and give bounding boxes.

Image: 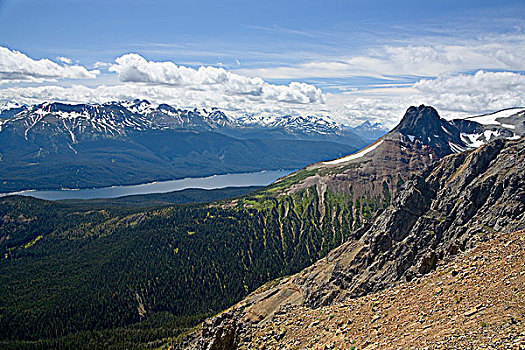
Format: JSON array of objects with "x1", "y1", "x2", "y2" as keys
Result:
[
  {"x1": 0, "y1": 100, "x2": 238, "y2": 144},
  {"x1": 387, "y1": 105, "x2": 478, "y2": 157},
  {"x1": 322, "y1": 105, "x2": 525, "y2": 168},
  {"x1": 311, "y1": 105, "x2": 525, "y2": 201},
  {"x1": 237, "y1": 114, "x2": 342, "y2": 135},
  {"x1": 0, "y1": 102, "x2": 24, "y2": 113},
  {"x1": 1, "y1": 101, "x2": 522, "y2": 151},
  {"x1": 386, "y1": 105, "x2": 525, "y2": 157},
  {"x1": 348, "y1": 120, "x2": 389, "y2": 142},
  {"x1": 458, "y1": 107, "x2": 525, "y2": 147},
  {"x1": 0, "y1": 102, "x2": 27, "y2": 119},
  {"x1": 0, "y1": 100, "x2": 361, "y2": 144},
  {"x1": 0, "y1": 101, "x2": 153, "y2": 139}
]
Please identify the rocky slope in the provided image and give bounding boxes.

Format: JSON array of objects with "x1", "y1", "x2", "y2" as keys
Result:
[
  {"x1": 209, "y1": 229, "x2": 525, "y2": 350},
  {"x1": 175, "y1": 136, "x2": 525, "y2": 349},
  {"x1": 261, "y1": 105, "x2": 524, "y2": 236}
]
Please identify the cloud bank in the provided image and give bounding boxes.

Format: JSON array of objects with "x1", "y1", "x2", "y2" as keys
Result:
[
  {"x1": 335, "y1": 70, "x2": 525, "y2": 127},
  {"x1": 109, "y1": 53, "x2": 324, "y2": 104},
  {"x1": 0, "y1": 47, "x2": 99, "y2": 83},
  {"x1": 238, "y1": 35, "x2": 525, "y2": 80},
  {"x1": 413, "y1": 70, "x2": 525, "y2": 113},
  {"x1": 0, "y1": 42, "x2": 523, "y2": 127}
]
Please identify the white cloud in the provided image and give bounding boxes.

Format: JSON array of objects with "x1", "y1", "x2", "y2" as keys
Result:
[
  {"x1": 0, "y1": 46, "x2": 99, "y2": 83},
  {"x1": 326, "y1": 70, "x2": 525, "y2": 127},
  {"x1": 0, "y1": 42, "x2": 523, "y2": 130},
  {"x1": 1, "y1": 70, "x2": 522, "y2": 129},
  {"x1": 57, "y1": 56, "x2": 72, "y2": 64},
  {"x1": 413, "y1": 70, "x2": 525, "y2": 115},
  {"x1": 109, "y1": 53, "x2": 324, "y2": 104},
  {"x1": 0, "y1": 82, "x2": 323, "y2": 117},
  {"x1": 93, "y1": 61, "x2": 111, "y2": 69}
]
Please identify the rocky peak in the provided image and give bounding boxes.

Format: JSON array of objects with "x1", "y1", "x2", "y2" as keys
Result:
[
  {"x1": 387, "y1": 105, "x2": 469, "y2": 157},
  {"x1": 38, "y1": 102, "x2": 88, "y2": 113},
  {"x1": 202, "y1": 108, "x2": 233, "y2": 127},
  {"x1": 393, "y1": 105, "x2": 441, "y2": 133}
]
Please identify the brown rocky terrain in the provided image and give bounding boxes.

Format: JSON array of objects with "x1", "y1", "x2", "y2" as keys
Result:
[
  {"x1": 172, "y1": 229, "x2": 524, "y2": 350},
  {"x1": 173, "y1": 137, "x2": 525, "y2": 349},
  {"x1": 232, "y1": 229, "x2": 525, "y2": 349}
]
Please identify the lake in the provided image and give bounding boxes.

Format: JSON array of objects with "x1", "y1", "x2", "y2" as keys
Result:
[{"x1": 0, "y1": 169, "x2": 295, "y2": 201}]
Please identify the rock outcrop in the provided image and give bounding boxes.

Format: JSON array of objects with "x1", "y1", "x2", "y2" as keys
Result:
[{"x1": 304, "y1": 137, "x2": 523, "y2": 306}]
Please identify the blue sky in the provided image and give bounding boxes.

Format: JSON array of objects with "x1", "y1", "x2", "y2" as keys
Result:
[{"x1": 0, "y1": 0, "x2": 524, "y2": 126}]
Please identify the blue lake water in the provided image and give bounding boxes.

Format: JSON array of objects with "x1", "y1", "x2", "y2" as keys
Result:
[{"x1": 1, "y1": 169, "x2": 295, "y2": 201}]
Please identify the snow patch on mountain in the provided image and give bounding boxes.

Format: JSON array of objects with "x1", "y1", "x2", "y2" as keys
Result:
[
  {"x1": 466, "y1": 108, "x2": 524, "y2": 127},
  {"x1": 121, "y1": 99, "x2": 157, "y2": 115},
  {"x1": 324, "y1": 140, "x2": 384, "y2": 165},
  {"x1": 237, "y1": 114, "x2": 341, "y2": 134},
  {"x1": 460, "y1": 133, "x2": 485, "y2": 148},
  {"x1": 448, "y1": 142, "x2": 468, "y2": 153},
  {"x1": 484, "y1": 130, "x2": 500, "y2": 141},
  {"x1": 0, "y1": 102, "x2": 23, "y2": 113}
]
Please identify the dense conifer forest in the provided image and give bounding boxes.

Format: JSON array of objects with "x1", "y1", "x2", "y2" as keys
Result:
[{"x1": 0, "y1": 172, "x2": 391, "y2": 348}]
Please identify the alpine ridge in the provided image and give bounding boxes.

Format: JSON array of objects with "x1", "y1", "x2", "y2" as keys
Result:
[
  {"x1": 0, "y1": 100, "x2": 366, "y2": 143},
  {"x1": 175, "y1": 136, "x2": 525, "y2": 350}
]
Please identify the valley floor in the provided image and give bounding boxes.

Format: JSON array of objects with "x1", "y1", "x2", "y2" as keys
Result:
[{"x1": 234, "y1": 230, "x2": 525, "y2": 349}]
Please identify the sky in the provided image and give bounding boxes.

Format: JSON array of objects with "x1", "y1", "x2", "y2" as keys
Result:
[{"x1": 0, "y1": 0, "x2": 524, "y2": 127}]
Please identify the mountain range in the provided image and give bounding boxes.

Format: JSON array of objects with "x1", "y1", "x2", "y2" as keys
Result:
[
  {"x1": 0, "y1": 100, "x2": 374, "y2": 192},
  {"x1": 0, "y1": 100, "x2": 373, "y2": 143},
  {"x1": 0, "y1": 105, "x2": 523, "y2": 349},
  {"x1": 1, "y1": 101, "x2": 523, "y2": 193}
]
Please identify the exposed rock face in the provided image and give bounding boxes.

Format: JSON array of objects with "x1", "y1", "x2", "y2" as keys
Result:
[
  {"x1": 282, "y1": 106, "x2": 452, "y2": 219},
  {"x1": 278, "y1": 105, "x2": 507, "y2": 234},
  {"x1": 176, "y1": 137, "x2": 524, "y2": 349},
  {"x1": 303, "y1": 137, "x2": 524, "y2": 306}
]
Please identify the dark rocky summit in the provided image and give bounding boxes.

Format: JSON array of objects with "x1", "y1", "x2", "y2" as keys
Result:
[{"x1": 390, "y1": 104, "x2": 470, "y2": 157}]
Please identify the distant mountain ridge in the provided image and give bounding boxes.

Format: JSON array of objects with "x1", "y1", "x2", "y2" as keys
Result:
[
  {"x1": 346, "y1": 120, "x2": 388, "y2": 142},
  {"x1": 1, "y1": 101, "x2": 523, "y2": 144},
  {"x1": 0, "y1": 100, "x2": 369, "y2": 145}
]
